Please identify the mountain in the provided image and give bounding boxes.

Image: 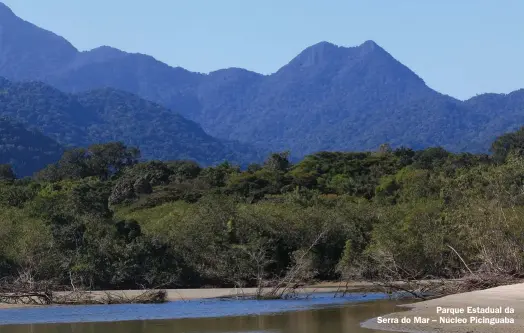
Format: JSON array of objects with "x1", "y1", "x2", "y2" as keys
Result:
[
  {"x1": 0, "y1": 77, "x2": 259, "y2": 166},
  {"x1": 463, "y1": 90, "x2": 524, "y2": 150},
  {"x1": 0, "y1": 3, "x2": 522, "y2": 157},
  {"x1": 48, "y1": 40, "x2": 491, "y2": 155},
  {"x1": 0, "y1": 2, "x2": 78, "y2": 81},
  {"x1": 0, "y1": 117, "x2": 63, "y2": 176}
]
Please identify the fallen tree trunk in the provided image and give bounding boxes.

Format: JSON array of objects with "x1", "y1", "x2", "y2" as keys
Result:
[
  {"x1": 0, "y1": 277, "x2": 167, "y2": 306},
  {"x1": 0, "y1": 292, "x2": 52, "y2": 305}
]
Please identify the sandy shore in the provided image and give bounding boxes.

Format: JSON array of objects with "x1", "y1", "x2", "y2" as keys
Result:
[
  {"x1": 0, "y1": 281, "x2": 371, "y2": 310},
  {"x1": 362, "y1": 283, "x2": 524, "y2": 333}
]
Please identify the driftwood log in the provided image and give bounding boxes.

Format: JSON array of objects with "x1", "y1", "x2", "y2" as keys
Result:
[
  {"x1": 0, "y1": 292, "x2": 53, "y2": 305},
  {"x1": 0, "y1": 277, "x2": 167, "y2": 305},
  {"x1": 0, "y1": 277, "x2": 54, "y2": 305}
]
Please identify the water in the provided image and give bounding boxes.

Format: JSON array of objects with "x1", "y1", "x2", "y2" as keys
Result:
[{"x1": 0, "y1": 293, "x2": 409, "y2": 333}]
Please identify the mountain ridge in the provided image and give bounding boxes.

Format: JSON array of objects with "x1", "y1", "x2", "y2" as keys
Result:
[
  {"x1": 0, "y1": 76, "x2": 260, "y2": 169},
  {"x1": 0, "y1": 2, "x2": 496, "y2": 97},
  {"x1": 0, "y1": 2, "x2": 523, "y2": 158},
  {"x1": 0, "y1": 2, "x2": 78, "y2": 81}
]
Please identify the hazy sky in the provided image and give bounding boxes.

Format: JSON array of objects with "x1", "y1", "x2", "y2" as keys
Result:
[{"x1": 3, "y1": 0, "x2": 523, "y2": 100}]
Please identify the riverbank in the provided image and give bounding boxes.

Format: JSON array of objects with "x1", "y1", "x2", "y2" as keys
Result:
[
  {"x1": 0, "y1": 281, "x2": 377, "y2": 309},
  {"x1": 362, "y1": 282, "x2": 524, "y2": 333}
]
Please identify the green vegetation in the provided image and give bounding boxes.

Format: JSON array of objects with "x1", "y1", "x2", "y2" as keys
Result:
[
  {"x1": 1, "y1": 128, "x2": 524, "y2": 290},
  {"x1": 0, "y1": 78, "x2": 259, "y2": 176},
  {"x1": 0, "y1": 117, "x2": 63, "y2": 177}
]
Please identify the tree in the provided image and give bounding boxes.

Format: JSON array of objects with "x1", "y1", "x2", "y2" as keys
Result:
[
  {"x1": 412, "y1": 147, "x2": 449, "y2": 170},
  {"x1": 327, "y1": 174, "x2": 354, "y2": 194},
  {"x1": 394, "y1": 146, "x2": 416, "y2": 166},
  {"x1": 199, "y1": 162, "x2": 239, "y2": 187},
  {"x1": 86, "y1": 142, "x2": 141, "y2": 180},
  {"x1": 247, "y1": 163, "x2": 262, "y2": 173},
  {"x1": 56, "y1": 148, "x2": 90, "y2": 179},
  {"x1": 68, "y1": 180, "x2": 113, "y2": 219},
  {"x1": 491, "y1": 127, "x2": 524, "y2": 163},
  {"x1": 0, "y1": 165, "x2": 15, "y2": 182},
  {"x1": 167, "y1": 160, "x2": 201, "y2": 183},
  {"x1": 378, "y1": 143, "x2": 392, "y2": 155},
  {"x1": 264, "y1": 152, "x2": 291, "y2": 172},
  {"x1": 35, "y1": 142, "x2": 140, "y2": 181}
]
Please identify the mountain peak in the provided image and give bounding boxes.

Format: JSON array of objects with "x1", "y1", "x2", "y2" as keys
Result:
[
  {"x1": 280, "y1": 40, "x2": 392, "y2": 73},
  {"x1": 306, "y1": 40, "x2": 386, "y2": 55},
  {"x1": 0, "y1": 2, "x2": 78, "y2": 81},
  {"x1": 92, "y1": 45, "x2": 124, "y2": 53},
  {"x1": 310, "y1": 40, "x2": 338, "y2": 48},
  {"x1": 360, "y1": 40, "x2": 378, "y2": 47},
  {"x1": 82, "y1": 45, "x2": 127, "y2": 59},
  {"x1": 306, "y1": 41, "x2": 340, "y2": 54},
  {"x1": 0, "y1": 2, "x2": 16, "y2": 18},
  {"x1": 357, "y1": 40, "x2": 388, "y2": 55},
  {"x1": 282, "y1": 41, "x2": 342, "y2": 70},
  {"x1": 0, "y1": 2, "x2": 13, "y2": 13}
]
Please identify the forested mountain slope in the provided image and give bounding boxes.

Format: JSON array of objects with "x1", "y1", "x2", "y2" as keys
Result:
[
  {"x1": 0, "y1": 2, "x2": 523, "y2": 157},
  {"x1": 0, "y1": 117, "x2": 63, "y2": 176},
  {"x1": 0, "y1": 78, "x2": 259, "y2": 167}
]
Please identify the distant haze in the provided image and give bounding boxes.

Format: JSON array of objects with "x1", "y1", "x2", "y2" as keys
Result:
[{"x1": 1, "y1": 0, "x2": 523, "y2": 100}]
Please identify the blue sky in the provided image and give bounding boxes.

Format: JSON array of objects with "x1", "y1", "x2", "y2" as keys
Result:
[{"x1": 3, "y1": 0, "x2": 523, "y2": 100}]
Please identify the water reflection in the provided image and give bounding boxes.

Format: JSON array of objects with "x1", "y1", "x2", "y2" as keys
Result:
[{"x1": 2, "y1": 300, "x2": 405, "y2": 333}]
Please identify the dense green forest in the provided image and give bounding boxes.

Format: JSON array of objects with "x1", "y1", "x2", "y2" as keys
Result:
[
  {"x1": 0, "y1": 117, "x2": 63, "y2": 176},
  {"x1": 2, "y1": 0, "x2": 524, "y2": 295},
  {"x1": 0, "y1": 78, "x2": 259, "y2": 175},
  {"x1": 1, "y1": 128, "x2": 524, "y2": 290}
]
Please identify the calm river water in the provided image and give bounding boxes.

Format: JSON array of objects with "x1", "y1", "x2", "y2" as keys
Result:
[{"x1": 0, "y1": 292, "x2": 409, "y2": 333}]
